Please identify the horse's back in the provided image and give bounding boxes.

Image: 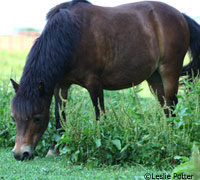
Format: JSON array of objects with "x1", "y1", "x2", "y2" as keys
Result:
[{"x1": 67, "y1": 1, "x2": 189, "y2": 90}]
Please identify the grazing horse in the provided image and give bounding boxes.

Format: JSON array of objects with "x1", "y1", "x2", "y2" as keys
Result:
[{"x1": 10, "y1": 0, "x2": 200, "y2": 161}]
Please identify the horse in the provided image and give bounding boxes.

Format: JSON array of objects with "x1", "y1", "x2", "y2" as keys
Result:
[{"x1": 10, "y1": 0, "x2": 200, "y2": 161}]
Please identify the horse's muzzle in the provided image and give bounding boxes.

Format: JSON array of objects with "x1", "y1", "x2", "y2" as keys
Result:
[{"x1": 12, "y1": 145, "x2": 34, "y2": 161}]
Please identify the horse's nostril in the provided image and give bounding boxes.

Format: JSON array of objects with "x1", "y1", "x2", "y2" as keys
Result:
[
  {"x1": 23, "y1": 151, "x2": 30, "y2": 159},
  {"x1": 13, "y1": 152, "x2": 22, "y2": 161}
]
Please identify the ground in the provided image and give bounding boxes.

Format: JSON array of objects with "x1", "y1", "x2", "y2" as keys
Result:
[{"x1": 0, "y1": 148, "x2": 161, "y2": 180}]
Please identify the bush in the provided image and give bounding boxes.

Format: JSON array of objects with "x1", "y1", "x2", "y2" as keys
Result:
[
  {"x1": 0, "y1": 81, "x2": 16, "y2": 147},
  {"x1": 57, "y1": 79, "x2": 200, "y2": 168}
]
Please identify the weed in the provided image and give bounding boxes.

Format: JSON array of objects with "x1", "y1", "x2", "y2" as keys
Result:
[{"x1": 56, "y1": 78, "x2": 200, "y2": 168}]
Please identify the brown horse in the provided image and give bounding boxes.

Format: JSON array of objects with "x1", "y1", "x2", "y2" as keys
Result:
[{"x1": 10, "y1": 0, "x2": 200, "y2": 160}]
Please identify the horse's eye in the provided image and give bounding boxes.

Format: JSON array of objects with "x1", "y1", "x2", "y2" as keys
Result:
[{"x1": 33, "y1": 117, "x2": 40, "y2": 124}]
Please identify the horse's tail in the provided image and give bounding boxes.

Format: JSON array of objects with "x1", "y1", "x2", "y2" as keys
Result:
[{"x1": 181, "y1": 14, "x2": 200, "y2": 77}]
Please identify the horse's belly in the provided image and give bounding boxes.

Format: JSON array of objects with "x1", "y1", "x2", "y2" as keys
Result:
[
  {"x1": 102, "y1": 78, "x2": 144, "y2": 90},
  {"x1": 101, "y1": 67, "x2": 153, "y2": 90}
]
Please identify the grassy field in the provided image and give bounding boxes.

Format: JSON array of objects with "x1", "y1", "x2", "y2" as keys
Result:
[
  {"x1": 0, "y1": 49, "x2": 200, "y2": 178},
  {"x1": 0, "y1": 148, "x2": 159, "y2": 180},
  {"x1": 0, "y1": 50, "x2": 28, "y2": 81}
]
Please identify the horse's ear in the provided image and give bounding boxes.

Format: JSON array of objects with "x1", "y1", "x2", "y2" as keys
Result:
[
  {"x1": 10, "y1": 79, "x2": 19, "y2": 93},
  {"x1": 38, "y1": 82, "x2": 45, "y2": 97}
]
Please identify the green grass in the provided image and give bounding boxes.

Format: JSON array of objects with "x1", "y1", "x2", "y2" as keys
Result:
[
  {"x1": 1, "y1": 147, "x2": 199, "y2": 180},
  {"x1": 0, "y1": 148, "x2": 161, "y2": 180},
  {"x1": 0, "y1": 50, "x2": 28, "y2": 82}
]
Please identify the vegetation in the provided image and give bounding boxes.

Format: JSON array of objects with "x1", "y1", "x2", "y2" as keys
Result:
[
  {"x1": 56, "y1": 78, "x2": 200, "y2": 168},
  {"x1": 1, "y1": 148, "x2": 151, "y2": 180},
  {"x1": 172, "y1": 144, "x2": 200, "y2": 180},
  {"x1": 0, "y1": 50, "x2": 200, "y2": 177}
]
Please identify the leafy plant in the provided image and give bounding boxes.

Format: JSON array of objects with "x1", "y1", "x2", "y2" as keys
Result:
[
  {"x1": 56, "y1": 78, "x2": 200, "y2": 168},
  {"x1": 172, "y1": 144, "x2": 200, "y2": 180}
]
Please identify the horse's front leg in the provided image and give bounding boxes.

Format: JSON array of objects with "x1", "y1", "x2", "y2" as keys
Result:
[
  {"x1": 46, "y1": 84, "x2": 70, "y2": 156},
  {"x1": 86, "y1": 76, "x2": 105, "y2": 120}
]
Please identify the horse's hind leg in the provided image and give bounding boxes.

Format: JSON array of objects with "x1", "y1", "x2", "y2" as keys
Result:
[
  {"x1": 147, "y1": 70, "x2": 165, "y2": 106},
  {"x1": 147, "y1": 67, "x2": 179, "y2": 117},
  {"x1": 99, "y1": 88, "x2": 105, "y2": 114},
  {"x1": 159, "y1": 64, "x2": 181, "y2": 116}
]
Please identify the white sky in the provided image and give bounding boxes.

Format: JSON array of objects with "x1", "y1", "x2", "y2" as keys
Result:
[{"x1": 0, "y1": 0, "x2": 199, "y2": 35}]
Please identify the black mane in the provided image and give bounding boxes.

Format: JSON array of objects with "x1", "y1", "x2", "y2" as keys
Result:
[
  {"x1": 47, "y1": 0, "x2": 91, "y2": 20},
  {"x1": 12, "y1": 1, "x2": 84, "y2": 118}
]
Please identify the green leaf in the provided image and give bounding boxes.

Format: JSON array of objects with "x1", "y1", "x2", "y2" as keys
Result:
[
  {"x1": 59, "y1": 146, "x2": 71, "y2": 155},
  {"x1": 111, "y1": 139, "x2": 121, "y2": 150},
  {"x1": 181, "y1": 156, "x2": 190, "y2": 162},
  {"x1": 95, "y1": 139, "x2": 101, "y2": 148},
  {"x1": 120, "y1": 144, "x2": 129, "y2": 153},
  {"x1": 172, "y1": 161, "x2": 194, "y2": 179},
  {"x1": 72, "y1": 150, "x2": 80, "y2": 162},
  {"x1": 86, "y1": 158, "x2": 98, "y2": 168},
  {"x1": 174, "y1": 156, "x2": 182, "y2": 160},
  {"x1": 174, "y1": 156, "x2": 189, "y2": 162}
]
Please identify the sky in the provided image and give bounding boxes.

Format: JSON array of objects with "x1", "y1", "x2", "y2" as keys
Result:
[{"x1": 0, "y1": 0, "x2": 199, "y2": 35}]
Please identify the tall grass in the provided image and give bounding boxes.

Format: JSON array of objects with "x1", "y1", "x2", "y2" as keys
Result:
[{"x1": 56, "y1": 79, "x2": 200, "y2": 168}]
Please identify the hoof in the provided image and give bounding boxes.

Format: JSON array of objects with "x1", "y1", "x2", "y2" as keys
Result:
[
  {"x1": 45, "y1": 142, "x2": 59, "y2": 157},
  {"x1": 46, "y1": 149, "x2": 57, "y2": 157}
]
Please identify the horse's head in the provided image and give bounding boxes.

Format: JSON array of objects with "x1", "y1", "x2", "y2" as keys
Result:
[{"x1": 10, "y1": 79, "x2": 51, "y2": 161}]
